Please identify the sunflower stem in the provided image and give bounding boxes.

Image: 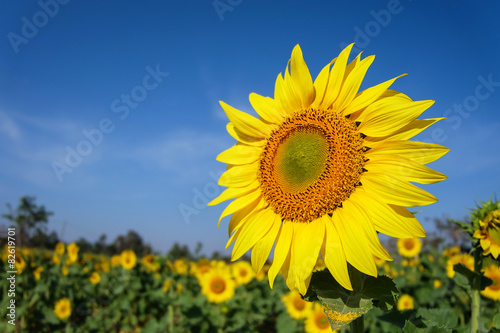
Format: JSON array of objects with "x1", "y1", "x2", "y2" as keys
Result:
[
  {"x1": 168, "y1": 305, "x2": 174, "y2": 333},
  {"x1": 350, "y1": 315, "x2": 364, "y2": 333},
  {"x1": 470, "y1": 248, "x2": 482, "y2": 333}
]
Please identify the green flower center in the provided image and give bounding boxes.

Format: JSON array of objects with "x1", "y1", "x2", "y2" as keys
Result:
[{"x1": 275, "y1": 128, "x2": 329, "y2": 193}]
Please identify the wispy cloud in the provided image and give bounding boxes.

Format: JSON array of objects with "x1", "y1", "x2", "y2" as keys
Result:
[{"x1": 0, "y1": 110, "x2": 21, "y2": 141}]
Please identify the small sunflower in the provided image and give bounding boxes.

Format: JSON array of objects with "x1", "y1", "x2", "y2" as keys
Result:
[
  {"x1": 54, "y1": 298, "x2": 72, "y2": 320},
  {"x1": 210, "y1": 44, "x2": 447, "y2": 293},
  {"x1": 306, "y1": 302, "x2": 338, "y2": 333},
  {"x1": 167, "y1": 258, "x2": 189, "y2": 274},
  {"x1": 481, "y1": 264, "x2": 500, "y2": 301},
  {"x1": 176, "y1": 283, "x2": 183, "y2": 294},
  {"x1": 89, "y1": 272, "x2": 101, "y2": 284},
  {"x1": 434, "y1": 279, "x2": 442, "y2": 289},
  {"x1": 111, "y1": 255, "x2": 121, "y2": 267},
  {"x1": 120, "y1": 250, "x2": 137, "y2": 270},
  {"x1": 281, "y1": 289, "x2": 312, "y2": 319},
  {"x1": 33, "y1": 266, "x2": 43, "y2": 280},
  {"x1": 200, "y1": 268, "x2": 235, "y2": 304},
  {"x1": 142, "y1": 254, "x2": 160, "y2": 272},
  {"x1": 62, "y1": 266, "x2": 69, "y2": 276},
  {"x1": 67, "y1": 242, "x2": 79, "y2": 263},
  {"x1": 397, "y1": 238, "x2": 422, "y2": 258},
  {"x1": 231, "y1": 260, "x2": 255, "y2": 285},
  {"x1": 163, "y1": 279, "x2": 171, "y2": 293},
  {"x1": 442, "y1": 246, "x2": 460, "y2": 258},
  {"x1": 446, "y1": 253, "x2": 474, "y2": 278},
  {"x1": 473, "y1": 209, "x2": 500, "y2": 259},
  {"x1": 14, "y1": 253, "x2": 26, "y2": 274},
  {"x1": 397, "y1": 294, "x2": 414, "y2": 311},
  {"x1": 55, "y1": 242, "x2": 65, "y2": 255}
]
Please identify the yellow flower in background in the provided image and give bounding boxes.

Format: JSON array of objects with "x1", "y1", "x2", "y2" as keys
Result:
[
  {"x1": 481, "y1": 264, "x2": 500, "y2": 301},
  {"x1": 14, "y1": 253, "x2": 26, "y2": 274},
  {"x1": 373, "y1": 256, "x2": 386, "y2": 268},
  {"x1": 95, "y1": 257, "x2": 110, "y2": 272},
  {"x1": 53, "y1": 254, "x2": 61, "y2": 265},
  {"x1": 210, "y1": 44, "x2": 447, "y2": 293},
  {"x1": 120, "y1": 250, "x2": 137, "y2": 270},
  {"x1": 62, "y1": 266, "x2": 69, "y2": 276},
  {"x1": 397, "y1": 238, "x2": 422, "y2": 258},
  {"x1": 142, "y1": 254, "x2": 160, "y2": 272},
  {"x1": 442, "y1": 246, "x2": 461, "y2": 258},
  {"x1": 89, "y1": 272, "x2": 101, "y2": 284},
  {"x1": 306, "y1": 302, "x2": 338, "y2": 333},
  {"x1": 33, "y1": 266, "x2": 44, "y2": 280},
  {"x1": 434, "y1": 279, "x2": 443, "y2": 289},
  {"x1": 282, "y1": 290, "x2": 312, "y2": 319},
  {"x1": 67, "y1": 242, "x2": 79, "y2": 263},
  {"x1": 256, "y1": 264, "x2": 271, "y2": 281},
  {"x1": 446, "y1": 253, "x2": 474, "y2": 278},
  {"x1": 397, "y1": 294, "x2": 414, "y2": 311},
  {"x1": 163, "y1": 279, "x2": 171, "y2": 293},
  {"x1": 55, "y1": 242, "x2": 65, "y2": 255},
  {"x1": 54, "y1": 298, "x2": 72, "y2": 320},
  {"x1": 168, "y1": 258, "x2": 188, "y2": 274},
  {"x1": 231, "y1": 261, "x2": 255, "y2": 285},
  {"x1": 473, "y1": 209, "x2": 500, "y2": 259},
  {"x1": 200, "y1": 268, "x2": 235, "y2": 304},
  {"x1": 176, "y1": 283, "x2": 183, "y2": 294},
  {"x1": 111, "y1": 255, "x2": 121, "y2": 267}
]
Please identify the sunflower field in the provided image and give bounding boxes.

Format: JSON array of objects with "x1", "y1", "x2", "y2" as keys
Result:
[{"x1": 1, "y1": 222, "x2": 500, "y2": 333}]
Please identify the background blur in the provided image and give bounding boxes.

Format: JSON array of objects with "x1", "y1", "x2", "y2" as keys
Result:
[{"x1": 1, "y1": 0, "x2": 499, "y2": 255}]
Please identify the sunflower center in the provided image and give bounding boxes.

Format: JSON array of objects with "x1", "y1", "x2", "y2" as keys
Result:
[
  {"x1": 210, "y1": 277, "x2": 226, "y2": 294},
  {"x1": 315, "y1": 313, "x2": 330, "y2": 329},
  {"x1": 489, "y1": 276, "x2": 500, "y2": 291},
  {"x1": 403, "y1": 239, "x2": 415, "y2": 250},
  {"x1": 239, "y1": 269, "x2": 248, "y2": 277},
  {"x1": 293, "y1": 297, "x2": 306, "y2": 311},
  {"x1": 258, "y1": 108, "x2": 365, "y2": 222}
]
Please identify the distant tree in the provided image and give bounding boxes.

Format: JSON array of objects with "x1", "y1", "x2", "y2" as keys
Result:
[
  {"x1": 30, "y1": 230, "x2": 60, "y2": 249},
  {"x1": 167, "y1": 242, "x2": 191, "y2": 260},
  {"x1": 113, "y1": 230, "x2": 152, "y2": 256},
  {"x1": 2, "y1": 196, "x2": 53, "y2": 248}
]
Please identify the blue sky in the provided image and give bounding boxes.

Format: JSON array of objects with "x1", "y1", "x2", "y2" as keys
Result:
[{"x1": 1, "y1": 0, "x2": 499, "y2": 255}]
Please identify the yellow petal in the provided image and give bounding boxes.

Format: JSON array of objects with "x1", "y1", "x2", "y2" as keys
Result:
[
  {"x1": 232, "y1": 208, "x2": 277, "y2": 261},
  {"x1": 344, "y1": 197, "x2": 392, "y2": 261},
  {"x1": 320, "y1": 43, "x2": 354, "y2": 108},
  {"x1": 208, "y1": 180, "x2": 259, "y2": 206},
  {"x1": 358, "y1": 99, "x2": 435, "y2": 137},
  {"x1": 365, "y1": 156, "x2": 447, "y2": 184},
  {"x1": 292, "y1": 218, "x2": 325, "y2": 282},
  {"x1": 344, "y1": 75, "x2": 406, "y2": 116},
  {"x1": 361, "y1": 172, "x2": 437, "y2": 207},
  {"x1": 332, "y1": 55, "x2": 375, "y2": 113},
  {"x1": 251, "y1": 212, "x2": 282, "y2": 273},
  {"x1": 226, "y1": 123, "x2": 266, "y2": 146},
  {"x1": 218, "y1": 162, "x2": 259, "y2": 188},
  {"x1": 275, "y1": 72, "x2": 300, "y2": 115},
  {"x1": 217, "y1": 189, "x2": 262, "y2": 227},
  {"x1": 290, "y1": 44, "x2": 315, "y2": 108},
  {"x1": 366, "y1": 140, "x2": 450, "y2": 165},
  {"x1": 365, "y1": 118, "x2": 444, "y2": 143},
  {"x1": 249, "y1": 93, "x2": 285, "y2": 124},
  {"x1": 220, "y1": 101, "x2": 270, "y2": 138},
  {"x1": 268, "y1": 221, "x2": 293, "y2": 288},
  {"x1": 321, "y1": 215, "x2": 352, "y2": 290},
  {"x1": 311, "y1": 58, "x2": 335, "y2": 108},
  {"x1": 228, "y1": 197, "x2": 267, "y2": 236},
  {"x1": 216, "y1": 143, "x2": 263, "y2": 165},
  {"x1": 354, "y1": 191, "x2": 425, "y2": 237},
  {"x1": 334, "y1": 208, "x2": 377, "y2": 277}
]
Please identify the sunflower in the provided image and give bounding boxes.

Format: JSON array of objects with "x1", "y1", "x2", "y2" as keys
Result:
[
  {"x1": 167, "y1": 258, "x2": 189, "y2": 274},
  {"x1": 434, "y1": 279, "x2": 443, "y2": 289},
  {"x1": 473, "y1": 209, "x2": 500, "y2": 259},
  {"x1": 67, "y1": 242, "x2": 79, "y2": 263},
  {"x1": 33, "y1": 266, "x2": 44, "y2": 280},
  {"x1": 397, "y1": 238, "x2": 422, "y2": 258},
  {"x1": 210, "y1": 44, "x2": 447, "y2": 293},
  {"x1": 306, "y1": 302, "x2": 338, "y2": 333},
  {"x1": 14, "y1": 253, "x2": 26, "y2": 274},
  {"x1": 281, "y1": 289, "x2": 312, "y2": 319},
  {"x1": 163, "y1": 279, "x2": 171, "y2": 293},
  {"x1": 142, "y1": 254, "x2": 160, "y2": 272},
  {"x1": 397, "y1": 294, "x2": 414, "y2": 310},
  {"x1": 111, "y1": 255, "x2": 121, "y2": 267},
  {"x1": 54, "y1": 298, "x2": 72, "y2": 320},
  {"x1": 481, "y1": 264, "x2": 500, "y2": 301},
  {"x1": 446, "y1": 253, "x2": 474, "y2": 278},
  {"x1": 89, "y1": 272, "x2": 101, "y2": 284},
  {"x1": 442, "y1": 246, "x2": 460, "y2": 258},
  {"x1": 120, "y1": 250, "x2": 137, "y2": 270},
  {"x1": 231, "y1": 260, "x2": 255, "y2": 285},
  {"x1": 55, "y1": 242, "x2": 65, "y2": 255},
  {"x1": 200, "y1": 268, "x2": 236, "y2": 304},
  {"x1": 62, "y1": 266, "x2": 69, "y2": 276}
]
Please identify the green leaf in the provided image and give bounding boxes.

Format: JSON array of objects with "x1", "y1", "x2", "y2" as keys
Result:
[
  {"x1": 417, "y1": 308, "x2": 458, "y2": 330},
  {"x1": 276, "y1": 312, "x2": 298, "y2": 333},
  {"x1": 453, "y1": 263, "x2": 493, "y2": 290},
  {"x1": 493, "y1": 313, "x2": 500, "y2": 329}
]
